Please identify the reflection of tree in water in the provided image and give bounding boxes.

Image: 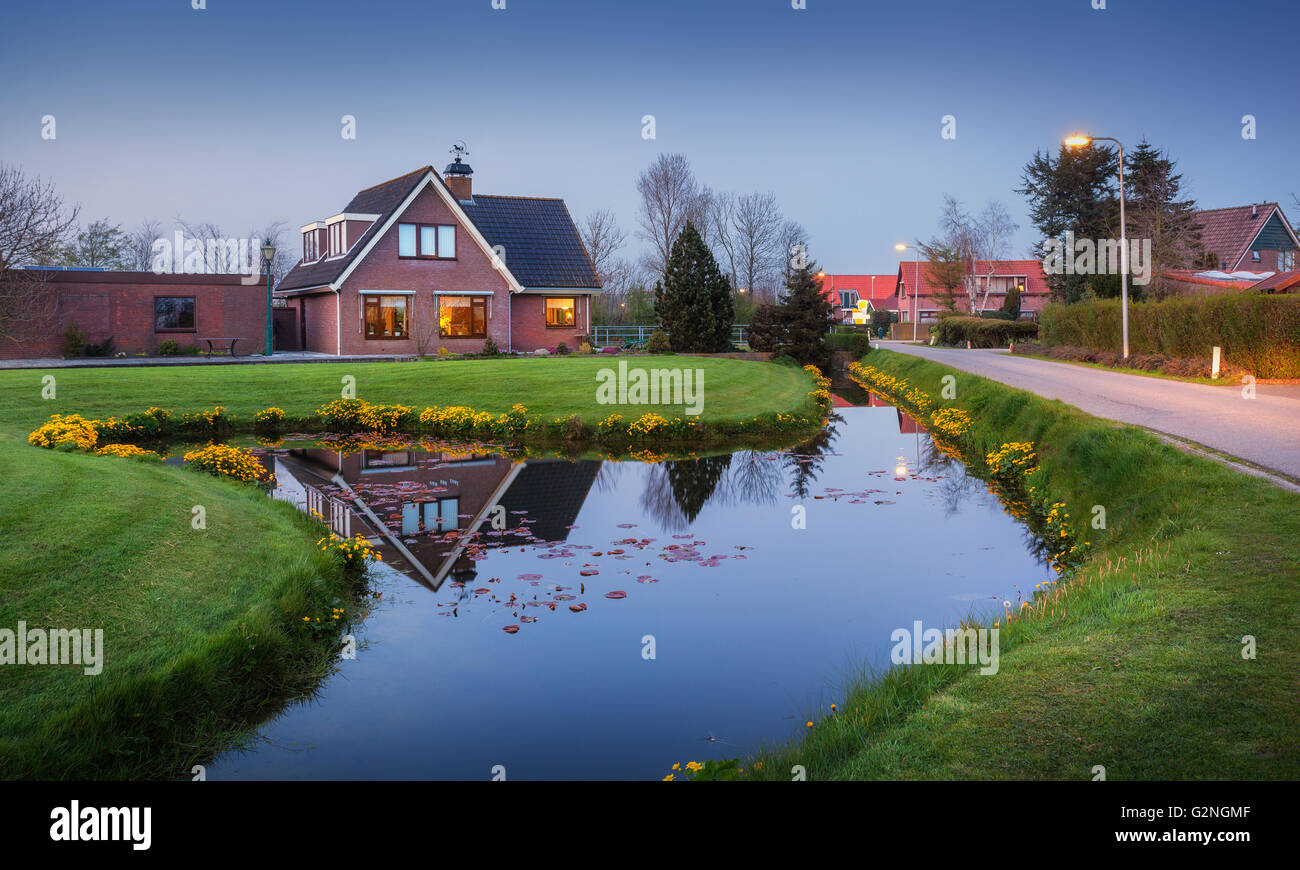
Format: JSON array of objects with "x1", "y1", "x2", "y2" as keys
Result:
[
  {"x1": 638, "y1": 448, "x2": 784, "y2": 532},
  {"x1": 665, "y1": 454, "x2": 732, "y2": 523},
  {"x1": 784, "y1": 412, "x2": 843, "y2": 499}
]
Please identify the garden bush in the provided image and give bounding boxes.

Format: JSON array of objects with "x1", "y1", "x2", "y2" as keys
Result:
[
  {"x1": 1038, "y1": 294, "x2": 1300, "y2": 378},
  {"x1": 158, "y1": 339, "x2": 181, "y2": 356},
  {"x1": 646, "y1": 330, "x2": 672, "y2": 354},
  {"x1": 825, "y1": 332, "x2": 872, "y2": 357},
  {"x1": 934, "y1": 316, "x2": 1038, "y2": 348}
]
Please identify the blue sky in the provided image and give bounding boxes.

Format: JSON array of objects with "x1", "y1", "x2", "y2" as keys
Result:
[{"x1": 2, "y1": 0, "x2": 1296, "y2": 273}]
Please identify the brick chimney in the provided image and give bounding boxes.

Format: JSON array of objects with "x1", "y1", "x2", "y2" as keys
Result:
[{"x1": 443, "y1": 155, "x2": 473, "y2": 202}]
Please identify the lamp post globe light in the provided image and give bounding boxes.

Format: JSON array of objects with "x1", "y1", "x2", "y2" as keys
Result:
[
  {"x1": 1065, "y1": 134, "x2": 1129, "y2": 359},
  {"x1": 262, "y1": 241, "x2": 276, "y2": 356},
  {"x1": 895, "y1": 242, "x2": 920, "y2": 341}
]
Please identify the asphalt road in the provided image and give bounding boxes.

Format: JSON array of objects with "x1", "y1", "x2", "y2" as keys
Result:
[{"x1": 875, "y1": 342, "x2": 1300, "y2": 481}]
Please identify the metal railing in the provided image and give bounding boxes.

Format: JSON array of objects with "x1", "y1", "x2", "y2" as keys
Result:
[{"x1": 593, "y1": 324, "x2": 749, "y2": 347}]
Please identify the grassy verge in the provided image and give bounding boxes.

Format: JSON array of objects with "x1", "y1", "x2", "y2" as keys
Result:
[
  {"x1": 1010, "y1": 351, "x2": 1235, "y2": 386},
  {"x1": 0, "y1": 431, "x2": 363, "y2": 779},
  {"x1": 743, "y1": 349, "x2": 1299, "y2": 780},
  {"x1": 0, "y1": 355, "x2": 815, "y2": 439}
]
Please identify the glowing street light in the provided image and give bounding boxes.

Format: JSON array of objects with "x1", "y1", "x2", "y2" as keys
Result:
[{"x1": 1065, "y1": 132, "x2": 1129, "y2": 359}]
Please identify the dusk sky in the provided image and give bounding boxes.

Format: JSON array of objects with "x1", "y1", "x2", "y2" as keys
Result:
[{"x1": 3, "y1": 0, "x2": 1296, "y2": 273}]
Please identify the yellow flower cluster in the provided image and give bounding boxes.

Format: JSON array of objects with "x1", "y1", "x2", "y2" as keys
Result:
[
  {"x1": 317, "y1": 533, "x2": 381, "y2": 570},
  {"x1": 28, "y1": 414, "x2": 99, "y2": 450},
  {"x1": 254, "y1": 406, "x2": 286, "y2": 430},
  {"x1": 986, "y1": 442, "x2": 1037, "y2": 479},
  {"x1": 847, "y1": 362, "x2": 933, "y2": 417},
  {"x1": 930, "y1": 408, "x2": 973, "y2": 440},
  {"x1": 94, "y1": 443, "x2": 159, "y2": 459},
  {"x1": 183, "y1": 443, "x2": 270, "y2": 483}
]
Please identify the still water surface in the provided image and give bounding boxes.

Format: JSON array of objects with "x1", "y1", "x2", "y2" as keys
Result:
[{"x1": 208, "y1": 403, "x2": 1049, "y2": 780}]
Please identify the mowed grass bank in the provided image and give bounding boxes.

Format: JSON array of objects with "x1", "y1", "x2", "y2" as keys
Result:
[
  {"x1": 0, "y1": 432, "x2": 355, "y2": 779},
  {"x1": 745, "y1": 349, "x2": 1299, "y2": 780},
  {"x1": 0, "y1": 355, "x2": 814, "y2": 779},
  {"x1": 0, "y1": 356, "x2": 815, "y2": 440}
]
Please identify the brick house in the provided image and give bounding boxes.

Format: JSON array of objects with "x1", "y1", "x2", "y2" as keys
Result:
[
  {"x1": 1192, "y1": 202, "x2": 1300, "y2": 272},
  {"x1": 0, "y1": 268, "x2": 266, "y2": 360},
  {"x1": 816, "y1": 273, "x2": 898, "y2": 323},
  {"x1": 275, "y1": 160, "x2": 601, "y2": 355},
  {"x1": 895, "y1": 259, "x2": 1050, "y2": 324}
]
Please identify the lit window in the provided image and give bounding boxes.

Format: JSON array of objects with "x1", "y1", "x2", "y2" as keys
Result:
[
  {"x1": 363, "y1": 295, "x2": 408, "y2": 340},
  {"x1": 545, "y1": 297, "x2": 576, "y2": 327},
  {"x1": 155, "y1": 296, "x2": 195, "y2": 331},
  {"x1": 438, "y1": 295, "x2": 487, "y2": 338}
]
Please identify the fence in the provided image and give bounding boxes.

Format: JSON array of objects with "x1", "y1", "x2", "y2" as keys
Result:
[
  {"x1": 593, "y1": 324, "x2": 749, "y2": 347},
  {"x1": 304, "y1": 482, "x2": 353, "y2": 538}
]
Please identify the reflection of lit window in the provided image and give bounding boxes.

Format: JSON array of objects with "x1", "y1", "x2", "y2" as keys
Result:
[
  {"x1": 438, "y1": 295, "x2": 487, "y2": 338},
  {"x1": 400, "y1": 498, "x2": 459, "y2": 535},
  {"x1": 362, "y1": 451, "x2": 413, "y2": 469},
  {"x1": 363, "y1": 295, "x2": 408, "y2": 339},
  {"x1": 545, "y1": 297, "x2": 576, "y2": 327}
]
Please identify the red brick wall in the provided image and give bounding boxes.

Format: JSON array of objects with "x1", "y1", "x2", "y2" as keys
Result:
[
  {"x1": 333, "y1": 185, "x2": 514, "y2": 355},
  {"x1": 0, "y1": 272, "x2": 266, "y2": 359},
  {"x1": 508, "y1": 293, "x2": 592, "y2": 351}
]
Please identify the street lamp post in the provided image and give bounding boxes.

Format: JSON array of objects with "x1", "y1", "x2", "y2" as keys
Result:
[
  {"x1": 261, "y1": 242, "x2": 276, "y2": 356},
  {"x1": 895, "y1": 243, "x2": 921, "y2": 341},
  {"x1": 1065, "y1": 134, "x2": 1129, "y2": 359}
]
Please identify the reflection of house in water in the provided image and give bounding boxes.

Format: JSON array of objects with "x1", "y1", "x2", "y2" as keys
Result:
[
  {"x1": 867, "y1": 392, "x2": 923, "y2": 434},
  {"x1": 273, "y1": 447, "x2": 600, "y2": 593}
]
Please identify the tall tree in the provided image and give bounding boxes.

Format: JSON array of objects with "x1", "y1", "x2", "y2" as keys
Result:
[
  {"x1": 1124, "y1": 139, "x2": 1202, "y2": 298},
  {"x1": 636, "y1": 153, "x2": 704, "y2": 280},
  {"x1": 1018, "y1": 143, "x2": 1121, "y2": 303},
  {"x1": 747, "y1": 253, "x2": 833, "y2": 369},
  {"x1": 653, "y1": 220, "x2": 734, "y2": 351},
  {"x1": 0, "y1": 164, "x2": 79, "y2": 344},
  {"x1": 61, "y1": 218, "x2": 130, "y2": 269},
  {"x1": 917, "y1": 238, "x2": 964, "y2": 312}
]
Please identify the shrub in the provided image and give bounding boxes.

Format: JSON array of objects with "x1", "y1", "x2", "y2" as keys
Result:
[
  {"x1": 82, "y1": 336, "x2": 115, "y2": 357},
  {"x1": 62, "y1": 323, "x2": 85, "y2": 357},
  {"x1": 481, "y1": 336, "x2": 499, "y2": 356},
  {"x1": 557, "y1": 342, "x2": 570, "y2": 356},
  {"x1": 158, "y1": 339, "x2": 181, "y2": 356},
  {"x1": 182, "y1": 443, "x2": 271, "y2": 484},
  {"x1": 935, "y1": 316, "x2": 1037, "y2": 348},
  {"x1": 1038, "y1": 294, "x2": 1300, "y2": 378},
  {"x1": 254, "y1": 407, "x2": 286, "y2": 434},
  {"x1": 579, "y1": 341, "x2": 593, "y2": 355},
  {"x1": 646, "y1": 330, "x2": 671, "y2": 354},
  {"x1": 317, "y1": 398, "x2": 367, "y2": 432},
  {"x1": 28, "y1": 414, "x2": 99, "y2": 450},
  {"x1": 825, "y1": 332, "x2": 872, "y2": 357}
]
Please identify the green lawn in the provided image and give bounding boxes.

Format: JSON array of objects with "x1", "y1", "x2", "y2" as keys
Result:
[
  {"x1": 0, "y1": 355, "x2": 815, "y2": 779},
  {"x1": 743, "y1": 350, "x2": 1299, "y2": 780},
  {"x1": 0, "y1": 355, "x2": 815, "y2": 439}
]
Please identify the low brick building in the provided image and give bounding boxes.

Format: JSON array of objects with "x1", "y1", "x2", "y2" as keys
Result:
[
  {"x1": 0, "y1": 269, "x2": 267, "y2": 360},
  {"x1": 275, "y1": 157, "x2": 602, "y2": 355}
]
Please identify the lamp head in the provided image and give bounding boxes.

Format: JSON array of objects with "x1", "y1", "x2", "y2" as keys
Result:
[
  {"x1": 894, "y1": 243, "x2": 908, "y2": 252},
  {"x1": 261, "y1": 241, "x2": 276, "y2": 262},
  {"x1": 1064, "y1": 135, "x2": 1091, "y2": 148}
]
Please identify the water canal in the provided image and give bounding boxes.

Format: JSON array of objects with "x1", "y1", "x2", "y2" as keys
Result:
[{"x1": 203, "y1": 399, "x2": 1051, "y2": 780}]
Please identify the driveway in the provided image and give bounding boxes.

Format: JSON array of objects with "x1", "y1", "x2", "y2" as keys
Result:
[{"x1": 875, "y1": 342, "x2": 1300, "y2": 481}]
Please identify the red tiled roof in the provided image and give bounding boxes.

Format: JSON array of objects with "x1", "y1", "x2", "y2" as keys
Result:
[
  {"x1": 1161, "y1": 269, "x2": 1263, "y2": 291},
  {"x1": 896, "y1": 259, "x2": 1050, "y2": 296},
  {"x1": 1253, "y1": 270, "x2": 1300, "y2": 292},
  {"x1": 1193, "y1": 203, "x2": 1290, "y2": 270}
]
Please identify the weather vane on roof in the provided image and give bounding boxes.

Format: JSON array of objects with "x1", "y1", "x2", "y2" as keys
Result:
[{"x1": 450, "y1": 140, "x2": 469, "y2": 161}]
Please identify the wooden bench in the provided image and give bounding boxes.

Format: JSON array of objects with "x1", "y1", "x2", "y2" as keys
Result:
[{"x1": 197, "y1": 337, "x2": 241, "y2": 358}]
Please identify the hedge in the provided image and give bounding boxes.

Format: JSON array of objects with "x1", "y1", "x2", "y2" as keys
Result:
[
  {"x1": 1038, "y1": 294, "x2": 1300, "y2": 378},
  {"x1": 825, "y1": 332, "x2": 872, "y2": 356},
  {"x1": 933, "y1": 316, "x2": 1039, "y2": 348}
]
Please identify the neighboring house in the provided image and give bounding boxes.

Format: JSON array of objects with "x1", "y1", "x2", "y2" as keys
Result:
[
  {"x1": 816, "y1": 273, "x2": 897, "y2": 323},
  {"x1": 1162, "y1": 268, "x2": 1300, "y2": 296},
  {"x1": 0, "y1": 268, "x2": 265, "y2": 360},
  {"x1": 1192, "y1": 202, "x2": 1300, "y2": 272},
  {"x1": 895, "y1": 259, "x2": 1049, "y2": 324},
  {"x1": 275, "y1": 159, "x2": 601, "y2": 354}
]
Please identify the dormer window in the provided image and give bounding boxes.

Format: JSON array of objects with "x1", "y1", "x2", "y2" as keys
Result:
[
  {"x1": 397, "y1": 223, "x2": 456, "y2": 259},
  {"x1": 328, "y1": 222, "x2": 344, "y2": 257},
  {"x1": 302, "y1": 231, "x2": 317, "y2": 262}
]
